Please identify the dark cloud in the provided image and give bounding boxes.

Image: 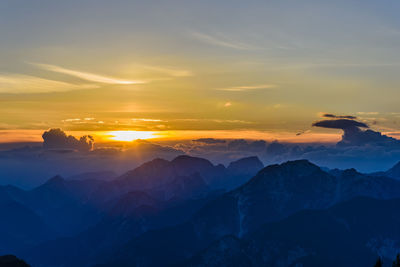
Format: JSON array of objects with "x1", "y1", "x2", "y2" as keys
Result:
[
  {"x1": 322, "y1": 113, "x2": 357, "y2": 120},
  {"x1": 42, "y1": 128, "x2": 94, "y2": 152},
  {"x1": 313, "y1": 119, "x2": 368, "y2": 130},
  {"x1": 192, "y1": 138, "x2": 226, "y2": 144},
  {"x1": 313, "y1": 118, "x2": 400, "y2": 147},
  {"x1": 228, "y1": 139, "x2": 267, "y2": 152}
]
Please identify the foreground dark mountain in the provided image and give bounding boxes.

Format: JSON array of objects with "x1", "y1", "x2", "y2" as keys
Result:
[
  {"x1": 183, "y1": 197, "x2": 400, "y2": 267},
  {"x1": 99, "y1": 160, "x2": 400, "y2": 267},
  {"x1": 0, "y1": 255, "x2": 30, "y2": 267}
]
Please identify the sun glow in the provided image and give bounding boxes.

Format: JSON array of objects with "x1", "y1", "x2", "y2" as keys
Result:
[{"x1": 107, "y1": 131, "x2": 156, "y2": 142}]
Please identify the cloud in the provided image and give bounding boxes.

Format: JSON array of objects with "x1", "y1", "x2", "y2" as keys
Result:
[
  {"x1": 296, "y1": 130, "x2": 311, "y2": 136},
  {"x1": 228, "y1": 139, "x2": 267, "y2": 152},
  {"x1": 313, "y1": 119, "x2": 368, "y2": 130},
  {"x1": 357, "y1": 112, "x2": 379, "y2": 115},
  {"x1": 313, "y1": 118, "x2": 400, "y2": 148},
  {"x1": 62, "y1": 118, "x2": 81, "y2": 122},
  {"x1": 191, "y1": 32, "x2": 258, "y2": 50},
  {"x1": 192, "y1": 138, "x2": 226, "y2": 144},
  {"x1": 0, "y1": 74, "x2": 96, "y2": 93},
  {"x1": 131, "y1": 118, "x2": 163, "y2": 122},
  {"x1": 140, "y1": 65, "x2": 193, "y2": 77},
  {"x1": 217, "y1": 84, "x2": 277, "y2": 92},
  {"x1": 42, "y1": 128, "x2": 94, "y2": 152},
  {"x1": 322, "y1": 113, "x2": 357, "y2": 119},
  {"x1": 33, "y1": 63, "x2": 146, "y2": 85}
]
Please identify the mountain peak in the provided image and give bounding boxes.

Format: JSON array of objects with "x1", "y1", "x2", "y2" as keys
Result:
[
  {"x1": 341, "y1": 168, "x2": 361, "y2": 177},
  {"x1": 171, "y1": 155, "x2": 213, "y2": 164},
  {"x1": 227, "y1": 156, "x2": 263, "y2": 177},
  {"x1": 274, "y1": 159, "x2": 319, "y2": 171},
  {"x1": 386, "y1": 160, "x2": 400, "y2": 178},
  {"x1": 44, "y1": 175, "x2": 65, "y2": 185},
  {"x1": 170, "y1": 155, "x2": 215, "y2": 170},
  {"x1": 254, "y1": 160, "x2": 323, "y2": 182}
]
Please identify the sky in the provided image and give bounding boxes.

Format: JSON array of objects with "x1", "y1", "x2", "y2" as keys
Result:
[{"x1": 1, "y1": 0, "x2": 400, "y2": 143}]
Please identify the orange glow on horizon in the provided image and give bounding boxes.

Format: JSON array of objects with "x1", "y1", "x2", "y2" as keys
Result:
[
  {"x1": 106, "y1": 131, "x2": 157, "y2": 142},
  {"x1": 0, "y1": 129, "x2": 353, "y2": 144}
]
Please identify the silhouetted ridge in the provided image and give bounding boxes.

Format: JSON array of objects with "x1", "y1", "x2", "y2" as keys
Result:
[
  {"x1": 0, "y1": 255, "x2": 30, "y2": 267},
  {"x1": 119, "y1": 158, "x2": 170, "y2": 181},
  {"x1": 341, "y1": 168, "x2": 361, "y2": 177},
  {"x1": 42, "y1": 175, "x2": 65, "y2": 186},
  {"x1": 255, "y1": 159, "x2": 322, "y2": 181},
  {"x1": 386, "y1": 161, "x2": 400, "y2": 179},
  {"x1": 170, "y1": 155, "x2": 215, "y2": 171}
]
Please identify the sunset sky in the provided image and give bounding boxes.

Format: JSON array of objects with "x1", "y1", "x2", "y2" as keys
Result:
[{"x1": 1, "y1": 0, "x2": 400, "y2": 143}]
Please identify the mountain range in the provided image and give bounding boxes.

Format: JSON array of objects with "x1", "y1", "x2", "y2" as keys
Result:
[{"x1": 1, "y1": 155, "x2": 400, "y2": 266}]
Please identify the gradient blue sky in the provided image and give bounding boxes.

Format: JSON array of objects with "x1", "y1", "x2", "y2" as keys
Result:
[{"x1": 1, "y1": 0, "x2": 400, "y2": 142}]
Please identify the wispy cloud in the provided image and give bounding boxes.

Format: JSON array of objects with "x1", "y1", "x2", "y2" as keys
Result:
[
  {"x1": 191, "y1": 32, "x2": 259, "y2": 50},
  {"x1": 0, "y1": 74, "x2": 96, "y2": 94},
  {"x1": 217, "y1": 84, "x2": 277, "y2": 92},
  {"x1": 357, "y1": 111, "x2": 379, "y2": 115},
  {"x1": 33, "y1": 63, "x2": 146, "y2": 85},
  {"x1": 131, "y1": 118, "x2": 163, "y2": 122},
  {"x1": 140, "y1": 65, "x2": 193, "y2": 77}
]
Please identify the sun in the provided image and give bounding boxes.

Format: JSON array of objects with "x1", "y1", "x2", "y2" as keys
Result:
[{"x1": 107, "y1": 131, "x2": 156, "y2": 142}]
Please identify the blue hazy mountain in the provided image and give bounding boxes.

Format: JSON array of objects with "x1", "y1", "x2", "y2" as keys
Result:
[
  {"x1": 0, "y1": 155, "x2": 262, "y2": 266},
  {"x1": 371, "y1": 160, "x2": 400, "y2": 180},
  {"x1": 97, "y1": 160, "x2": 400, "y2": 267},
  {"x1": 3, "y1": 156, "x2": 400, "y2": 267}
]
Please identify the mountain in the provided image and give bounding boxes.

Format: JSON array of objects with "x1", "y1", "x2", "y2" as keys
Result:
[
  {"x1": 0, "y1": 155, "x2": 261, "y2": 262},
  {"x1": 18, "y1": 176, "x2": 104, "y2": 235},
  {"x1": 23, "y1": 191, "x2": 224, "y2": 267},
  {"x1": 101, "y1": 160, "x2": 400, "y2": 267},
  {"x1": 183, "y1": 197, "x2": 400, "y2": 267},
  {"x1": 118, "y1": 155, "x2": 226, "y2": 189},
  {"x1": 7, "y1": 156, "x2": 400, "y2": 267},
  {"x1": 383, "y1": 161, "x2": 400, "y2": 180},
  {"x1": 0, "y1": 255, "x2": 30, "y2": 267},
  {"x1": 226, "y1": 156, "x2": 264, "y2": 189},
  {"x1": 0, "y1": 198, "x2": 53, "y2": 254},
  {"x1": 67, "y1": 171, "x2": 117, "y2": 181},
  {"x1": 91, "y1": 155, "x2": 263, "y2": 202},
  {"x1": 0, "y1": 175, "x2": 106, "y2": 238}
]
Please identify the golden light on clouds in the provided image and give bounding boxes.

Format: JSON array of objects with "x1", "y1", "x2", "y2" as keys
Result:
[
  {"x1": 217, "y1": 84, "x2": 277, "y2": 92},
  {"x1": 33, "y1": 63, "x2": 146, "y2": 85},
  {"x1": 0, "y1": 74, "x2": 96, "y2": 93}
]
